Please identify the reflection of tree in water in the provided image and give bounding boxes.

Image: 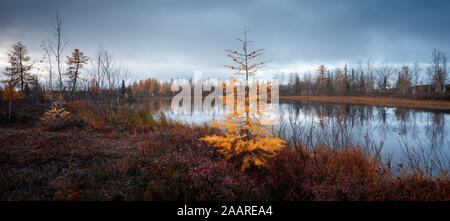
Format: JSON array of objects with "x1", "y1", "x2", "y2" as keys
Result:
[
  {"x1": 290, "y1": 102, "x2": 448, "y2": 174},
  {"x1": 348, "y1": 105, "x2": 357, "y2": 127},
  {"x1": 204, "y1": 99, "x2": 448, "y2": 170},
  {"x1": 394, "y1": 107, "x2": 410, "y2": 136},
  {"x1": 356, "y1": 105, "x2": 367, "y2": 126},
  {"x1": 426, "y1": 112, "x2": 446, "y2": 149},
  {"x1": 292, "y1": 99, "x2": 303, "y2": 119},
  {"x1": 409, "y1": 110, "x2": 420, "y2": 141},
  {"x1": 366, "y1": 105, "x2": 374, "y2": 122},
  {"x1": 334, "y1": 104, "x2": 347, "y2": 126},
  {"x1": 398, "y1": 111, "x2": 448, "y2": 176},
  {"x1": 136, "y1": 99, "x2": 168, "y2": 113},
  {"x1": 325, "y1": 104, "x2": 333, "y2": 119},
  {"x1": 373, "y1": 107, "x2": 391, "y2": 142},
  {"x1": 313, "y1": 104, "x2": 327, "y2": 129},
  {"x1": 378, "y1": 107, "x2": 387, "y2": 124}
]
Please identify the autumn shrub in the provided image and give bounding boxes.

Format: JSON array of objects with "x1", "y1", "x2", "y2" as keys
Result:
[
  {"x1": 0, "y1": 97, "x2": 48, "y2": 125},
  {"x1": 381, "y1": 175, "x2": 450, "y2": 201},
  {"x1": 0, "y1": 125, "x2": 448, "y2": 201},
  {"x1": 2, "y1": 85, "x2": 23, "y2": 101},
  {"x1": 84, "y1": 94, "x2": 137, "y2": 132},
  {"x1": 255, "y1": 149, "x2": 315, "y2": 200},
  {"x1": 255, "y1": 145, "x2": 388, "y2": 200},
  {"x1": 133, "y1": 108, "x2": 156, "y2": 132},
  {"x1": 66, "y1": 99, "x2": 135, "y2": 132},
  {"x1": 201, "y1": 113, "x2": 286, "y2": 171},
  {"x1": 144, "y1": 152, "x2": 256, "y2": 200},
  {"x1": 65, "y1": 100, "x2": 106, "y2": 132},
  {"x1": 0, "y1": 126, "x2": 255, "y2": 201},
  {"x1": 129, "y1": 127, "x2": 258, "y2": 200},
  {"x1": 40, "y1": 105, "x2": 83, "y2": 131},
  {"x1": 99, "y1": 104, "x2": 136, "y2": 131},
  {"x1": 66, "y1": 100, "x2": 206, "y2": 133}
]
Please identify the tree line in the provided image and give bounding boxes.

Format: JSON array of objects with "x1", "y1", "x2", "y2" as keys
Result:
[
  {"x1": 279, "y1": 49, "x2": 448, "y2": 98},
  {"x1": 2, "y1": 10, "x2": 449, "y2": 123}
]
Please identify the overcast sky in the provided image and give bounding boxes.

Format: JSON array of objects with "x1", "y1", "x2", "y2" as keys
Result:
[{"x1": 0, "y1": 0, "x2": 449, "y2": 81}]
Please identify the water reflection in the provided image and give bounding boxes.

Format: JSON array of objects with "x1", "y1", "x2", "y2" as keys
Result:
[{"x1": 138, "y1": 98, "x2": 450, "y2": 170}]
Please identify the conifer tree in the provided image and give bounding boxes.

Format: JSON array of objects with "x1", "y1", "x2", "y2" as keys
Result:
[
  {"x1": 201, "y1": 27, "x2": 285, "y2": 170},
  {"x1": 6, "y1": 42, "x2": 34, "y2": 93},
  {"x1": 66, "y1": 48, "x2": 88, "y2": 100}
]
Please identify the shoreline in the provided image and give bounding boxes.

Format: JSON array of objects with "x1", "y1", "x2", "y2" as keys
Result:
[
  {"x1": 281, "y1": 95, "x2": 450, "y2": 111},
  {"x1": 127, "y1": 95, "x2": 450, "y2": 111}
]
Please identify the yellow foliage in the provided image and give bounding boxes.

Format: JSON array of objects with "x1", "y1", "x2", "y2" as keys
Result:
[
  {"x1": 90, "y1": 78, "x2": 100, "y2": 94},
  {"x1": 201, "y1": 111, "x2": 285, "y2": 171},
  {"x1": 41, "y1": 106, "x2": 71, "y2": 122},
  {"x1": 123, "y1": 92, "x2": 129, "y2": 99},
  {"x1": 2, "y1": 85, "x2": 22, "y2": 101},
  {"x1": 44, "y1": 89, "x2": 51, "y2": 100}
]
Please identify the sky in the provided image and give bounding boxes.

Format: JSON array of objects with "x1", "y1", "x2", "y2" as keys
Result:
[{"x1": 0, "y1": 0, "x2": 450, "y2": 81}]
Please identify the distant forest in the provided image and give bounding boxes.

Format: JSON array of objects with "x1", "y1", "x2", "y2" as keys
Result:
[
  {"x1": 2, "y1": 40, "x2": 449, "y2": 105},
  {"x1": 278, "y1": 51, "x2": 449, "y2": 99},
  {"x1": 122, "y1": 48, "x2": 450, "y2": 100},
  {"x1": 1, "y1": 9, "x2": 448, "y2": 104}
]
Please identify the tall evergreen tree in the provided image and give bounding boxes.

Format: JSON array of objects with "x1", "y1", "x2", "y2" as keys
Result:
[
  {"x1": 66, "y1": 48, "x2": 89, "y2": 100},
  {"x1": 6, "y1": 41, "x2": 34, "y2": 92},
  {"x1": 120, "y1": 79, "x2": 126, "y2": 96}
]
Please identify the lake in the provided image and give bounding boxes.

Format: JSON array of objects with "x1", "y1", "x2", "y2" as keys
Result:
[{"x1": 139, "y1": 98, "x2": 450, "y2": 172}]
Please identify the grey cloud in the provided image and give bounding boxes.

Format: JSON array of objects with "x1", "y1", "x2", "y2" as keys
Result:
[{"x1": 0, "y1": 0, "x2": 449, "y2": 80}]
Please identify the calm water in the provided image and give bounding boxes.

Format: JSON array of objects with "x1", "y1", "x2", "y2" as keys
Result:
[{"x1": 140, "y1": 98, "x2": 450, "y2": 168}]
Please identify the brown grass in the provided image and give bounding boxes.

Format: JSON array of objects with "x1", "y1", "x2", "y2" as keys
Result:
[{"x1": 282, "y1": 95, "x2": 450, "y2": 110}]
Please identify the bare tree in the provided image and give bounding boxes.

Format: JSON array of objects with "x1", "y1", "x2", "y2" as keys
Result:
[
  {"x1": 396, "y1": 65, "x2": 412, "y2": 95},
  {"x1": 366, "y1": 58, "x2": 374, "y2": 93},
  {"x1": 47, "y1": 10, "x2": 69, "y2": 107},
  {"x1": 225, "y1": 27, "x2": 267, "y2": 85},
  {"x1": 88, "y1": 46, "x2": 133, "y2": 131},
  {"x1": 224, "y1": 26, "x2": 268, "y2": 125},
  {"x1": 427, "y1": 48, "x2": 447, "y2": 94},
  {"x1": 411, "y1": 61, "x2": 421, "y2": 94},
  {"x1": 376, "y1": 62, "x2": 393, "y2": 93},
  {"x1": 433, "y1": 49, "x2": 447, "y2": 94},
  {"x1": 40, "y1": 41, "x2": 55, "y2": 103}
]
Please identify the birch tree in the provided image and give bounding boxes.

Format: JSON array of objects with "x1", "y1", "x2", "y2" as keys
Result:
[{"x1": 48, "y1": 10, "x2": 69, "y2": 107}]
